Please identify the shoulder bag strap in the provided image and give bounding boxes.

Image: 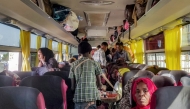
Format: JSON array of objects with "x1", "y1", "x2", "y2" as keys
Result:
[{"x1": 74, "y1": 58, "x2": 90, "y2": 85}]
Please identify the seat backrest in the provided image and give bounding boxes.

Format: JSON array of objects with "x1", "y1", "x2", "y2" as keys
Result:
[
  {"x1": 170, "y1": 70, "x2": 188, "y2": 86},
  {"x1": 146, "y1": 67, "x2": 169, "y2": 75},
  {"x1": 0, "y1": 86, "x2": 45, "y2": 109},
  {"x1": 180, "y1": 76, "x2": 190, "y2": 86},
  {"x1": 136, "y1": 64, "x2": 147, "y2": 70},
  {"x1": 20, "y1": 76, "x2": 68, "y2": 109},
  {"x1": 150, "y1": 86, "x2": 190, "y2": 109},
  {"x1": 152, "y1": 75, "x2": 175, "y2": 88},
  {"x1": 44, "y1": 71, "x2": 70, "y2": 88},
  {"x1": 0, "y1": 75, "x2": 14, "y2": 87},
  {"x1": 13, "y1": 71, "x2": 34, "y2": 80},
  {"x1": 157, "y1": 70, "x2": 170, "y2": 75},
  {"x1": 128, "y1": 63, "x2": 140, "y2": 68},
  {"x1": 122, "y1": 70, "x2": 139, "y2": 87},
  {"x1": 134, "y1": 70, "x2": 155, "y2": 78}
]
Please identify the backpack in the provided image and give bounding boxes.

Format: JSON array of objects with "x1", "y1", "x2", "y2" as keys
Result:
[
  {"x1": 52, "y1": 4, "x2": 70, "y2": 22},
  {"x1": 135, "y1": 0, "x2": 148, "y2": 19},
  {"x1": 124, "y1": 4, "x2": 135, "y2": 25},
  {"x1": 43, "y1": 0, "x2": 53, "y2": 16}
]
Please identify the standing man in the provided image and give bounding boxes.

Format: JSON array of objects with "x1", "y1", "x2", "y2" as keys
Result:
[
  {"x1": 69, "y1": 41, "x2": 103, "y2": 109},
  {"x1": 113, "y1": 42, "x2": 131, "y2": 63},
  {"x1": 93, "y1": 42, "x2": 107, "y2": 68}
]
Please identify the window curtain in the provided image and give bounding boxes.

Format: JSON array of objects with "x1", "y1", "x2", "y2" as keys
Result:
[
  {"x1": 20, "y1": 30, "x2": 31, "y2": 71},
  {"x1": 48, "y1": 39, "x2": 52, "y2": 50},
  {"x1": 65, "y1": 44, "x2": 69, "y2": 61},
  {"x1": 164, "y1": 26, "x2": 181, "y2": 70},
  {"x1": 35, "y1": 36, "x2": 41, "y2": 66},
  {"x1": 130, "y1": 41, "x2": 136, "y2": 62},
  {"x1": 135, "y1": 40, "x2": 144, "y2": 63},
  {"x1": 58, "y1": 42, "x2": 63, "y2": 62},
  {"x1": 130, "y1": 40, "x2": 144, "y2": 63}
]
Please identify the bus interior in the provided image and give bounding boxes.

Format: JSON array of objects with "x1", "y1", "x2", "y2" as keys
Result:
[{"x1": 0, "y1": 0, "x2": 190, "y2": 109}]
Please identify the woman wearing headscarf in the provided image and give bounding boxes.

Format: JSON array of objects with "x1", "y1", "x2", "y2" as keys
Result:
[{"x1": 131, "y1": 78, "x2": 157, "y2": 109}]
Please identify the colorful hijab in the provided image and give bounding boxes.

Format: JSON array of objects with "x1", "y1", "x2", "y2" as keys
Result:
[{"x1": 131, "y1": 78, "x2": 157, "y2": 109}]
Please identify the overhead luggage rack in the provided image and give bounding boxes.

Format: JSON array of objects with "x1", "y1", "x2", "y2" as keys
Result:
[
  {"x1": 0, "y1": 0, "x2": 78, "y2": 46},
  {"x1": 121, "y1": 0, "x2": 190, "y2": 43}
]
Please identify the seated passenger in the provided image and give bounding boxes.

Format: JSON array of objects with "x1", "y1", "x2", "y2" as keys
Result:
[
  {"x1": 113, "y1": 42, "x2": 131, "y2": 63},
  {"x1": 131, "y1": 78, "x2": 157, "y2": 109},
  {"x1": 58, "y1": 62, "x2": 65, "y2": 69},
  {"x1": 35, "y1": 48, "x2": 59, "y2": 75}
]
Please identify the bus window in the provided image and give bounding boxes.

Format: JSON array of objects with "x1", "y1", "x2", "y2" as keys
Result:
[
  {"x1": 0, "y1": 52, "x2": 19, "y2": 72},
  {"x1": 181, "y1": 52, "x2": 190, "y2": 73}
]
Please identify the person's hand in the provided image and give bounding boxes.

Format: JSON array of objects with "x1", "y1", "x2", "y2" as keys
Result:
[
  {"x1": 38, "y1": 61, "x2": 43, "y2": 67},
  {"x1": 39, "y1": 56, "x2": 46, "y2": 65},
  {"x1": 99, "y1": 85, "x2": 106, "y2": 91},
  {"x1": 118, "y1": 57, "x2": 124, "y2": 61}
]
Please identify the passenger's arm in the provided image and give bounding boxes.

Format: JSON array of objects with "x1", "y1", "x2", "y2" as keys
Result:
[
  {"x1": 95, "y1": 62, "x2": 106, "y2": 91},
  {"x1": 68, "y1": 64, "x2": 75, "y2": 91},
  {"x1": 113, "y1": 52, "x2": 118, "y2": 62},
  {"x1": 100, "y1": 51, "x2": 107, "y2": 67}
]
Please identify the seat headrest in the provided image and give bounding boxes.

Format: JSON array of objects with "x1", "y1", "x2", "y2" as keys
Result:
[
  {"x1": 170, "y1": 70, "x2": 188, "y2": 82},
  {"x1": 152, "y1": 75, "x2": 175, "y2": 88},
  {"x1": 122, "y1": 70, "x2": 139, "y2": 87},
  {"x1": 13, "y1": 71, "x2": 34, "y2": 80},
  {"x1": 157, "y1": 70, "x2": 170, "y2": 75},
  {"x1": 44, "y1": 71, "x2": 71, "y2": 88},
  {"x1": 0, "y1": 75, "x2": 14, "y2": 87},
  {"x1": 134, "y1": 70, "x2": 154, "y2": 78},
  {"x1": 151, "y1": 86, "x2": 190, "y2": 109},
  {"x1": 20, "y1": 76, "x2": 65, "y2": 109},
  {"x1": 0, "y1": 86, "x2": 45, "y2": 109},
  {"x1": 180, "y1": 76, "x2": 190, "y2": 86},
  {"x1": 136, "y1": 64, "x2": 147, "y2": 70},
  {"x1": 129, "y1": 63, "x2": 140, "y2": 68}
]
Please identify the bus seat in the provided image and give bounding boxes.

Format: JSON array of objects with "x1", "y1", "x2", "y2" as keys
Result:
[
  {"x1": 20, "y1": 76, "x2": 68, "y2": 109},
  {"x1": 146, "y1": 67, "x2": 169, "y2": 75},
  {"x1": 128, "y1": 63, "x2": 140, "y2": 68},
  {"x1": 136, "y1": 64, "x2": 147, "y2": 70},
  {"x1": 170, "y1": 70, "x2": 188, "y2": 86},
  {"x1": 13, "y1": 71, "x2": 35, "y2": 80},
  {"x1": 0, "y1": 75, "x2": 14, "y2": 87},
  {"x1": 0, "y1": 86, "x2": 45, "y2": 109},
  {"x1": 44, "y1": 71, "x2": 74, "y2": 109},
  {"x1": 150, "y1": 86, "x2": 190, "y2": 109},
  {"x1": 134, "y1": 70, "x2": 155, "y2": 79},
  {"x1": 122, "y1": 70, "x2": 139, "y2": 87},
  {"x1": 180, "y1": 76, "x2": 190, "y2": 86},
  {"x1": 152, "y1": 75, "x2": 176, "y2": 88},
  {"x1": 157, "y1": 70, "x2": 171, "y2": 75}
]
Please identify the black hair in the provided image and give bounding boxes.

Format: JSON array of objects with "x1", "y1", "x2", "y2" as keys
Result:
[
  {"x1": 101, "y1": 42, "x2": 108, "y2": 46},
  {"x1": 116, "y1": 42, "x2": 123, "y2": 46},
  {"x1": 97, "y1": 45, "x2": 101, "y2": 49},
  {"x1": 38, "y1": 48, "x2": 54, "y2": 63},
  {"x1": 78, "y1": 41, "x2": 92, "y2": 54}
]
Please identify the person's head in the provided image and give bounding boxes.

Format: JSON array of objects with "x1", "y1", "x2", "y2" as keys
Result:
[
  {"x1": 78, "y1": 41, "x2": 92, "y2": 55},
  {"x1": 97, "y1": 45, "x2": 101, "y2": 49},
  {"x1": 38, "y1": 48, "x2": 54, "y2": 63},
  {"x1": 58, "y1": 62, "x2": 65, "y2": 68},
  {"x1": 116, "y1": 42, "x2": 124, "y2": 52},
  {"x1": 132, "y1": 78, "x2": 157, "y2": 108},
  {"x1": 101, "y1": 42, "x2": 108, "y2": 51}
]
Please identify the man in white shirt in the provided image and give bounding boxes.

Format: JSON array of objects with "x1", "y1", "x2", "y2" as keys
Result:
[{"x1": 93, "y1": 42, "x2": 108, "y2": 68}]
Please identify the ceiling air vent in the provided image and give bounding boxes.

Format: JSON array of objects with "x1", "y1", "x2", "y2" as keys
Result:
[{"x1": 80, "y1": 1, "x2": 114, "y2": 6}]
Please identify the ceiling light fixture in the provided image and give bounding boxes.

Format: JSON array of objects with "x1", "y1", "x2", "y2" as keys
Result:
[{"x1": 80, "y1": 1, "x2": 114, "y2": 6}]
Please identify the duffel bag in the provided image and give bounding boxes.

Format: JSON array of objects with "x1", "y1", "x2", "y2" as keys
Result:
[{"x1": 52, "y1": 4, "x2": 70, "y2": 22}]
